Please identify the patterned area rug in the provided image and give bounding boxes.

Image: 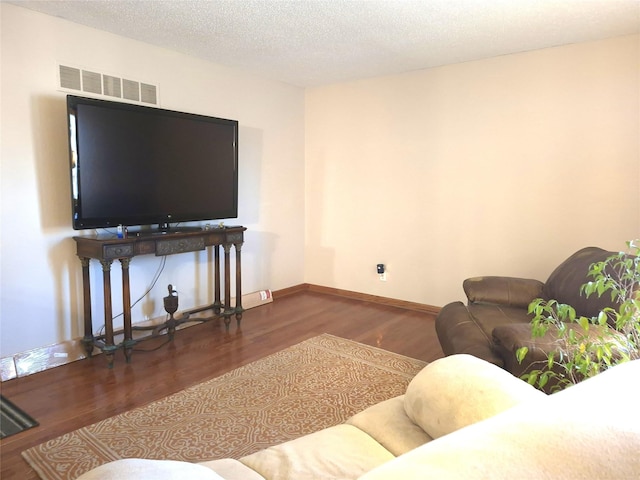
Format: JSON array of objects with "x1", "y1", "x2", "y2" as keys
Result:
[{"x1": 23, "y1": 334, "x2": 426, "y2": 480}]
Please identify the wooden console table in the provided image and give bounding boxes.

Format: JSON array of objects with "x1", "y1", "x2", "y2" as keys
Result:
[{"x1": 73, "y1": 226, "x2": 246, "y2": 367}]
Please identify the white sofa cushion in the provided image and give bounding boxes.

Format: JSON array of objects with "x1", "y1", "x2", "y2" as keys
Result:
[
  {"x1": 75, "y1": 459, "x2": 225, "y2": 480},
  {"x1": 199, "y1": 458, "x2": 266, "y2": 480},
  {"x1": 346, "y1": 395, "x2": 432, "y2": 456},
  {"x1": 240, "y1": 424, "x2": 394, "y2": 480},
  {"x1": 404, "y1": 354, "x2": 544, "y2": 439}
]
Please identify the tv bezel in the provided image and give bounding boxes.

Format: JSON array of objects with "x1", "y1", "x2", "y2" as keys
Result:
[{"x1": 67, "y1": 95, "x2": 239, "y2": 231}]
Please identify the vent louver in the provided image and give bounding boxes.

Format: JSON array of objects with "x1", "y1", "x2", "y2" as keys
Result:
[
  {"x1": 123, "y1": 79, "x2": 140, "y2": 101},
  {"x1": 103, "y1": 75, "x2": 121, "y2": 98},
  {"x1": 59, "y1": 65, "x2": 81, "y2": 90},
  {"x1": 58, "y1": 64, "x2": 158, "y2": 105},
  {"x1": 140, "y1": 83, "x2": 157, "y2": 104},
  {"x1": 82, "y1": 70, "x2": 102, "y2": 94}
]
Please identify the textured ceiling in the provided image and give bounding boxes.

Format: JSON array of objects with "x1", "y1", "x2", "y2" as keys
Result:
[{"x1": 9, "y1": 0, "x2": 640, "y2": 87}]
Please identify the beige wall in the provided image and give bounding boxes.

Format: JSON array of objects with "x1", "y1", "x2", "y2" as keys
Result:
[
  {"x1": 0, "y1": 4, "x2": 305, "y2": 357},
  {"x1": 305, "y1": 34, "x2": 640, "y2": 307}
]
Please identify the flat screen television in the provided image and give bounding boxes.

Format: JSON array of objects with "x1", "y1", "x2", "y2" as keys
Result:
[{"x1": 67, "y1": 95, "x2": 238, "y2": 231}]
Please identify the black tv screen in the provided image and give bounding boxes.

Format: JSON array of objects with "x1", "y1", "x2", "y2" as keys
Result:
[{"x1": 67, "y1": 95, "x2": 238, "y2": 230}]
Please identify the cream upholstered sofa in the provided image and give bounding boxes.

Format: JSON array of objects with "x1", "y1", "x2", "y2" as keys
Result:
[{"x1": 76, "y1": 355, "x2": 640, "y2": 480}]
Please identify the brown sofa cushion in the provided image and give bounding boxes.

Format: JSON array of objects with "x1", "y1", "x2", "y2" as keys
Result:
[
  {"x1": 492, "y1": 323, "x2": 559, "y2": 379},
  {"x1": 492, "y1": 321, "x2": 629, "y2": 384},
  {"x1": 435, "y1": 301, "x2": 533, "y2": 367}
]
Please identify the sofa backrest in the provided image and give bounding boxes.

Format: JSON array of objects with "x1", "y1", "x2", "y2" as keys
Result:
[{"x1": 542, "y1": 246, "x2": 619, "y2": 319}]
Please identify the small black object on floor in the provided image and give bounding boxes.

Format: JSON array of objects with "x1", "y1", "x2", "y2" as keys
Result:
[{"x1": 0, "y1": 395, "x2": 39, "y2": 439}]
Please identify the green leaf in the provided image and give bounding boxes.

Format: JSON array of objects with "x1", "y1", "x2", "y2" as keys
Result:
[
  {"x1": 578, "y1": 316, "x2": 590, "y2": 330},
  {"x1": 596, "y1": 345, "x2": 603, "y2": 362},
  {"x1": 596, "y1": 311, "x2": 608, "y2": 326},
  {"x1": 516, "y1": 347, "x2": 529, "y2": 363},
  {"x1": 539, "y1": 373, "x2": 549, "y2": 388}
]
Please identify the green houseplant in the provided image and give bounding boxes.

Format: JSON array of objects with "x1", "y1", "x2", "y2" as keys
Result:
[{"x1": 516, "y1": 240, "x2": 640, "y2": 391}]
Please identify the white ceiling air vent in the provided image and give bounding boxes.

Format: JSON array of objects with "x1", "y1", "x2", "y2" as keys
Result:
[
  {"x1": 82, "y1": 70, "x2": 102, "y2": 94},
  {"x1": 103, "y1": 74, "x2": 121, "y2": 98},
  {"x1": 123, "y1": 79, "x2": 140, "y2": 102},
  {"x1": 58, "y1": 64, "x2": 158, "y2": 105},
  {"x1": 59, "y1": 65, "x2": 81, "y2": 90},
  {"x1": 140, "y1": 83, "x2": 157, "y2": 104}
]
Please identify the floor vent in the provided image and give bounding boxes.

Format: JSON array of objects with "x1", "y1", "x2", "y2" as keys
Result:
[{"x1": 58, "y1": 64, "x2": 158, "y2": 105}]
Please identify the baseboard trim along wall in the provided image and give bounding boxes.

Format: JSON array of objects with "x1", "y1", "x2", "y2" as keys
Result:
[
  {"x1": 276, "y1": 283, "x2": 441, "y2": 315},
  {"x1": 0, "y1": 290, "x2": 273, "y2": 381}
]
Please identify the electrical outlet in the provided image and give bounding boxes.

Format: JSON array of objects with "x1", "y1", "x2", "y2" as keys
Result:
[{"x1": 376, "y1": 263, "x2": 386, "y2": 281}]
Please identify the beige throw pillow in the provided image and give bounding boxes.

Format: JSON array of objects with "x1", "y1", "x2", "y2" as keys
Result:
[{"x1": 404, "y1": 354, "x2": 544, "y2": 439}]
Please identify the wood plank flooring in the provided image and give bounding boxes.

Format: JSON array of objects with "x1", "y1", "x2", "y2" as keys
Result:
[{"x1": 0, "y1": 290, "x2": 443, "y2": 480}]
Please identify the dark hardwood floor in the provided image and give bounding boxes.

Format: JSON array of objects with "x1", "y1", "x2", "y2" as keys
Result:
[{"x1": 0, "y1": 290, "x2": 443, "y2": 480}]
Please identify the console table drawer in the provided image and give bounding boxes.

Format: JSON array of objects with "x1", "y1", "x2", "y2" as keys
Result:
[
  {"x1": 156, "y1": 237, "x2": 206, "y2": 256},
  {"x1": 103, "y1": 244, "x2": 134, "y2": 259}
]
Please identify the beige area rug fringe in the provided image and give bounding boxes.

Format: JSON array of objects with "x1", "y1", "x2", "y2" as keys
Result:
[{"x1": 23, "y1": 334, "x2": 427, "y2": 480}]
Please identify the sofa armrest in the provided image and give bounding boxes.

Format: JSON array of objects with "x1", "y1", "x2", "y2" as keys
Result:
[{"x1": 463, "y1": 276, "x2": 544, "y2": 308}]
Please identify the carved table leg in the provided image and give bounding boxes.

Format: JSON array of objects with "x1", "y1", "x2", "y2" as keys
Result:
[
  {"x1": 234, "y1": 241, "x2": 244, "y2": 327},
  {"x1": 100, "y1": 259, "x2": 117, "y2": 368},
  {"x1": 213, "y1": 245, "x2": 221, "y2": 314},
  {"x1": 78, "y1": 257, "x2": 95, "y2": 357},
  {"x1": 223, "y1": 243, "x2": 233, "y2": 330},
  {"x1": 120, "y1": 258, "x2": 134, "y2": 363}
]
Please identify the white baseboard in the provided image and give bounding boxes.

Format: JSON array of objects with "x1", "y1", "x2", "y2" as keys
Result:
[{"x1": 0, "y1": 290, "x2": 273, "y2": 382}]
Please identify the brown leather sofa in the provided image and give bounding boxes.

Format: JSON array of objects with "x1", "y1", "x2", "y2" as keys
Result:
[{"x1": 435, "y1": 247, "x2": 619, "y2": 379}]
